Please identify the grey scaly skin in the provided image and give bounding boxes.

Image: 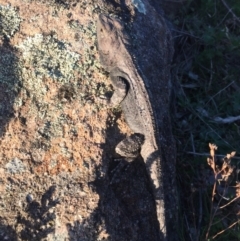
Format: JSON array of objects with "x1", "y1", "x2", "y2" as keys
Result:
[
  {"x1": 110, "y1": 133, "x2": 144, "y2": 184},
  {"x1": 97, "y1": 2, "x2": 178, "y2": 240}
]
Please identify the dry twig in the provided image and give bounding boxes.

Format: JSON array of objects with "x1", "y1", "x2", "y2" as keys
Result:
[{"x1": 221, "y1": 0, "x2": 240, "y2": 25}]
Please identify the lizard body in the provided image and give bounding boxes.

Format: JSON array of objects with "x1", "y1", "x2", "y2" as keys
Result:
[{"x1": 97, "y1": 2, "x2": 177, "y2": 240}]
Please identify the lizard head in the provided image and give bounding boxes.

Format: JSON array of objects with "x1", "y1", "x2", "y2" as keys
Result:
[{"x1": 97, "y1": 14, "x2": 129, "y2": 71}]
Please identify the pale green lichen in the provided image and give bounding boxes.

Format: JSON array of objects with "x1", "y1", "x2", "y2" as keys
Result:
[
  {"x1": 5, "y1": 157, "x2": 26, "y2": 174},
  {"x1": 0, "y1": 5, "x2": 21, "y2": 38},
  {"x1": 67, "y1": 19, "x2": 111, "y2": 107},
  {"x1": 18, "y1": 34, "x2": 80, "y2": 83},
  {"x1": 16, "y1": 34, "x2": 81, "y2": 104},
  {"x1": 68, "y1": 20, "x2": 100, "y2": 77},
  {"x1": 12, "y1": 9, "x2": 108, "y2": 128}
]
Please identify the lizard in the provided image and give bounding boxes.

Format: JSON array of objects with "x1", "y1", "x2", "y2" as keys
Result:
[{"x1": 97, "y1": 1, "x2": 177, "y2": 240}]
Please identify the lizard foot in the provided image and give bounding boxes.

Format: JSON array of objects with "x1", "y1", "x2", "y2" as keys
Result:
[{"x1": 115, "y1": 133, "x2": 144, "y2": 159}]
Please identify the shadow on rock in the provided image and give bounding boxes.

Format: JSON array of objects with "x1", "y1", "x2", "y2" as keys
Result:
[
  {"x1": 17, "y1": 186, "x2": 59, "y2": 240},
  {"x1": 99, "y1": 157, "x2": 161, "y2": 241},
  {"x1": 67, "y1": 114, "x2": 161, "y2": 241},
  {"x1": 0, "y1": 217, "x2": 18, "y2": 241},
  {"x1": 0, "y1": 38, "x2": 21, "y2": 137}
]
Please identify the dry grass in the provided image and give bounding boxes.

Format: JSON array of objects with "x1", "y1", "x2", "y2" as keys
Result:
[{"x1": 173, "y1": 0, "x2": 240, "y2": 240}]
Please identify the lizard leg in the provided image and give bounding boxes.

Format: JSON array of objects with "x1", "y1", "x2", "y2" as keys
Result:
[
  {"x1": 108, "y1": 75, "x2": 128, "y2": 107},
  {"x1": 115, "y1": 133, "x2": 144, "y2": 159},
  {"x1": 111, "y1": 134, "x2": 144, "y2": 184}
]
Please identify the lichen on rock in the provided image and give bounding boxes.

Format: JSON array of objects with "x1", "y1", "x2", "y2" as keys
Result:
[
  {"x1": 5, "y1": 157, "x2": 26, "y2": 174},
  {"x1": 0, "y1": 5, "x2": 21, "y2": 38},
  {"x1": 18, "y1": 34, "x2": 80, "y2": 83}
]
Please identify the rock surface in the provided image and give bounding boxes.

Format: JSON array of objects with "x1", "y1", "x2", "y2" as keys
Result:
[{"x1": 0, "y1": 0, "x2": 176, "y2": 240}]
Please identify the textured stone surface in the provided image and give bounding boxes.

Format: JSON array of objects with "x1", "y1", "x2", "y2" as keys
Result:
[
  {"x1": 0, "y1": 1, "x2": 126, "y2": 240},
  {"x1": 0, "y1": 1, "x2": 176, "y2": 240}
]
